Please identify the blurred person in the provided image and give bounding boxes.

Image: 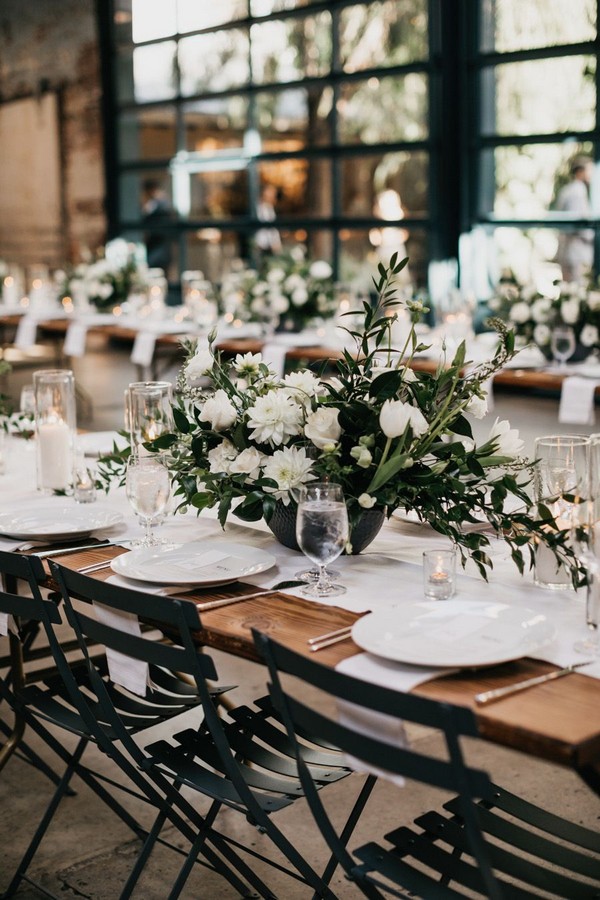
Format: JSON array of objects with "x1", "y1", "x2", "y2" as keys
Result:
[
  {"x1": 369, "y1": 188, "x2": 411, "y2": 285},
  {"x1": 142, "y1": 178, "x2": 173, "y2": 271},
  {"x1": 255, "y1": 183, "x2": 282, "y2": 258},
  {"x1": 555, "y1": 156, "x2": 594, "y2": 283}
]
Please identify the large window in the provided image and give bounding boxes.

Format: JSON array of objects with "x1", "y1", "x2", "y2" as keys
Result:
[{"x1": 102, "y1": 0, "x2": 600, "y2": 296}]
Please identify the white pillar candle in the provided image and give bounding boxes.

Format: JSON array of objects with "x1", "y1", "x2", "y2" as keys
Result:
[{"x1": 37, "y1": 420, "x2": 73, "y2": 490}]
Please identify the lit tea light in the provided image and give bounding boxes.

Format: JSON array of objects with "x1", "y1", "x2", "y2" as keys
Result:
[{"x1": 423, "y1": 548, "x2": 457, "y2": 600}]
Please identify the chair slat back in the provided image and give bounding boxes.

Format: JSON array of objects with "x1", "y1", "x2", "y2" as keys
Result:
[{"x1": 0, "y1": 550, "x2": 61, "y2": 624}]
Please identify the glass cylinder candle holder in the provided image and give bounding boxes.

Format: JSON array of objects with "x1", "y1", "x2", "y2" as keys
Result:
[
  {"x1": 34, "y1": 369, "x2": 77, "y2": 492},
  {"x1": 423, "y1": 548, "x2": 457, "y2": 600},
  {"x1": 533, "y1": 434, "x2": 590, "y2": 590},
  {"x1": 126, "y1": 381, "x2": 174, "y2": 452}
]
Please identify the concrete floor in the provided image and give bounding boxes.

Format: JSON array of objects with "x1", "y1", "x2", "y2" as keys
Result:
[{"x1": 1, "y1": 335, "x2": 600, "y2": 898}]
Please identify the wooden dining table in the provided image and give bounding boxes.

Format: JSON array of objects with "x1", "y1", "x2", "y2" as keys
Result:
[{"x1": 31, "y1": 540, "x2": 599, "y2": 801}]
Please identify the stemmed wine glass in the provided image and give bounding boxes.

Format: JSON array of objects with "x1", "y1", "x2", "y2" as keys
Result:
[
  {"x1": 570, "y1": 496, "x2": 600, "y2": 659},
  {"x1": 296, "y1": 482, "x2": 349, "y2": 598},
  {"x1": 551, "y1": 325, "x2": 576, "y2": 370},
  {"x1": 125, "y1": 453, "x2": 171, "y2": 547}
]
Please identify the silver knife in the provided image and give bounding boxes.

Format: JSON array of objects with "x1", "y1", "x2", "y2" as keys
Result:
[
  {"x1": 30, "y1": 539, "x2": 133, "y2": 560},
  {"x1": 474, "y1": 662, "x2": 591, "y2": 706}
]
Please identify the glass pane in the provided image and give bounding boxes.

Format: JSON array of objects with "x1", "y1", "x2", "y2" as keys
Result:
[
  {"x1": 480, "y1": 0, "x2": 596, "y2": 53},
  {"x1": 177, "y1": 0, "x2": 247, "y2": 32},
  {"x1": 257, "y1": 87, "x2": 332, "y2": 149},
  {"x1": 251, "y1": 0, "x2": 319, "y2": 16},
  {"x1": 340, "y1": 0, "x2": 428, "y2": 72},
  {"x1": 338, "y1": 73, "x2": 428, "y2": 144},
  {"x1": 476, "y1": 226, "x2": 568, "y2": 293},
  {"x1": 340, "y1": 151, "x2": 428, "y2": 219},
  {"x1": 132, "y1": 0, "x2": 177, "y2": 42},
  {"x1": 185, "y1": 229, "x2": 245, "y2": 282},
  {"x1": 119, "y1": 170, "x2": 173, "y2": 223},
  {"x1": 130, "y1": 42, "x2": 178, "y2": 102},
  {"x1": 480, "y1": 142, "x2": 595, "y2": 221},
  {"x1": 179, "y1": 30, "x2": 249, "y2": 95},
  {"x1": 185, "y1": 169, "x2": 248, "y2": 220},
  {"x1": 251, "y1": 12, "x2": 332, "y2": 84},
  {"x1": 118, "y1": 107, "x2": 177, "y2": 162},
  {"x1": 256, "y1": 159, "x2": 332, "y2": 217},
  {"x1": 338, "y1": 228, "x2": 428, "y2": 290},
  {"x1": 486, "y1": 56, "x2": 596, "y2": 137},
  {"x1": 184, "y1": 97, "x2": 248, "y2": 152}
]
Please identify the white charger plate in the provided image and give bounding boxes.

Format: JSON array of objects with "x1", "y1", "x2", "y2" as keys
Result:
[
  {"x1": 0, "y1": 503, "x2": 123, "y2": 541},
  {"x1": 351, "y1": 599, "x2": 556, "y2": 668},
  {"x1": 111, "y1": 540, "x2": 277, "y2": 586}
]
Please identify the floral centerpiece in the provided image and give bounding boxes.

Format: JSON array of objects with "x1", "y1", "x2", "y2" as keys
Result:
[
  {"x1": 488, "y1": 270, "x2": 600, "y2": 357},
  {"x1": 97, "y1": 255, "x2": 581, "y2": 582},
  {"x1": 220, "y1": 247, "x2": 336, "y2": 333},
  {"x1": 58, "y1": 239, "x2": 149, "y2": 312}
]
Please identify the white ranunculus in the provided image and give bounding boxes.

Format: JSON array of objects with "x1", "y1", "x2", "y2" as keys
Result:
[
  {"x1": 304, "y1": 408, "x2": 342, "y2": 449},
  {"x1": 466, "y1": 394, "x2": 488, "y2": 419},
  {"x1": 186, "y1": 347, "x2": 214, "y2": 382},
  {"x1": 247, "y1": 392, "x2": 304, "y2": 446},
  {"x1": 291, "y1": 287, "x2": 309, "y2": 307},
  {"x1": 208, "y1": 440, "x2": 238, "y2": 474},
  {"x1": 588, "y1": 291, "x2": 600, "y2": 311},
  {"x1": 199, "y1": 389, "x2": 238, "y2": 431},
  {"x1": 560, "y1": 298, "x2": 580, "y2": 325},
  {"x1": 262, "y1": 446, "x2": 315, "y2": 499},
  {"x1": 379, "y1": 399, "x2": 428, "y2": 439},
  {"x1": 508, "y1": 302, "x2": 531, "y2": 324},
  {"x1": 487, "y1": 417, "x2": 524, "y2": 458},
  {"x1": 533, "y1": 324, "x2": 551, "y2": 346},
  {"x1": 229, "y1": 446, "x2": 263, "y2": 477},
  {"x1": 309, "y1": 260, "x2": 332, "y2": 280},
  {"x1": 358, "y1": 493, "x2": 377, "y2": 508},
  {"x1": 531, "y1": 298, "x2": 552, "y2": 323},
  {"x1": 580, "y1": 324, "x2": 599, "y2": 347}
]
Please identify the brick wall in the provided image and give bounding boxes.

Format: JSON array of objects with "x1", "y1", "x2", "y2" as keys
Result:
[{"x1": 0, "y1": 0, "x2": 106, "y2": 268}]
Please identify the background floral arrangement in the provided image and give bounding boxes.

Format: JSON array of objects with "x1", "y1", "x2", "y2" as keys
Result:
[
  {"x1": 488, "y1": 270, "x2": 600, "y2": 356},
  {"x1": 107, "y1": 254, "x2": 581, "y2": 582},
  {"x1": 220, "y1": 247, "x2": 336, "y2": 332},
  {"x1": 58, "y1": 239, "x2": 149, "y2": 311}
]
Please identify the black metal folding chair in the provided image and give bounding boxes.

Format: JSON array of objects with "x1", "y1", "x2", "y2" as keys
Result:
[
  {"x1": 51, "y1": 561, "x2": 377, "y2": 900},
  {"x1": 0, "y1": 552, "x2": 254, "y2": 900},
  {"x1": 254, "y1": 630, "x2": 600, "y2": 899}
]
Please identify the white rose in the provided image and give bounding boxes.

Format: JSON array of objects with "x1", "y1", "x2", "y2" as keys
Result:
[
  {"x1": 358, "y1": 493, "x2": 377, "y2": 509},
  {"x1": 580, "y1": 324, "x2": 599, "y2": 347},
  {"x1": 186, "y1": 347, "x2": 214, "y2": 381},
  {"x1": 266, "y1": 268, "x2": 285, "y2": 283},
  {"x1": 560, "y1": 298, "x2": 580, "y2": 325},
  {"x1": 508, "y1": 302, "x2": 531, "y2": 324},
  {"x1": 531, "y1": 298, "x2": 552, "y2": 323},
  {"x1": 487, "y1": 418, "x2": 524, "y2": 458},
  {"x1": 199, "y1": 389, "x2": 238, "y2": 431},
  {"x1": 304, "y1": 408, "x2": 342, "y2": 449},
  {"x1": 269, "y1": 293, "x2": 290, "y2": 314},
  {"x1": 380, "y1": 399, "x2": 428, "y2": 438},
  {"x1": 466, "y1": 394, "x2": 488, "y2": 419},
  {"x1": 229, "y1": 446, "x2": 263, "y2": 477},
  {"x1": 309, "y1": 260, "x2": 332, "y2": 280},
  {"x1": 208, "y1": 440, "x2": 238, "y2": 474},
  {"x1": 291, "y1": 287, "x2": 309, "y2": 307},
  {"x1": 587, "y1": 291, "x2": 600, "y2": 311},
  {"x1": 533, "y1": 324, "x2": 551, "y2": 346}
]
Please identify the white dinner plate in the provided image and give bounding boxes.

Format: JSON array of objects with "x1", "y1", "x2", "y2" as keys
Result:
[
  {"x1": 0, "y1": 503, "x2": 123, "y2": 541},
  {"x1": 351, "y1": 599, "x2": 556, "y2": 668},
  {"x1": 111, "y1": 540, "x2": 277, "y2": 586}
]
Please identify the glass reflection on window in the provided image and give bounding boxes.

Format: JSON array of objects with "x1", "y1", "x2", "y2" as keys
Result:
[
  {"x1": 338, "y1": 73, "x2": 428, "y2": 144},
  {"x1": 184, "y1": 97, "x2": 248, "y2": 152},
  {"x1": 256, "y1": 87, "x2": 332, "y2": 148},
  {"x1": 179, "y1": 30, "x2": 249, "y2": 95},
  {"x1": 132, "y1": 42, "x2": 177, "y2": 102},
  {"x1": 340, "y1": 0, "x2": 428, "y2": 72},
  {"x1": 480, "y1": 0, "x2": 596, "y2": 53},
  {"x1": 251, "y1": 12, "x2": 332, "y2": 84},
  {"x1": 119, "y1": 107, "x2": 177, "y2": 162},
  {"x1": 338, "y1": 228, "x2": 428, "y2": 290},
  {"x1": 340, "y1": 151, "x2": 429, "y2": 219},
  {"x1": 187, "y1": 169, "x2": 249, "y2": 220},
  {"x1": 486, "y1": 56, "x2": 596, "y2": 137},
  {"x1": 256, "y1": 159, "x2": 332, "y2": 218}
]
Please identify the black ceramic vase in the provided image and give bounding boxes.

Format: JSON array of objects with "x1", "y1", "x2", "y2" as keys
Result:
[{"x1": 267, "y1": 500, "x2": 385, "y2": 555}]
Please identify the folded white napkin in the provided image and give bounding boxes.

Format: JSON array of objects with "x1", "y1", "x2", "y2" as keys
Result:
[
  {"x1": 261, "y1": 342, "x2": 288, "y2": 377},
  {"x1": 558, "y1": 376, "x2": 600, "y2": 425},
  {"x1": 93, "y1": 600, "x2": 149, "y2": 696},
  {"x1": 64, "y1": 321, "x2": 88, "y2": 357},
  {"x1": 130, "y1": 331, "x2": 157, "y2": 367}
]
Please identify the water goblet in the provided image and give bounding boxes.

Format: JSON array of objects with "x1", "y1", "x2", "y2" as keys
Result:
[
  {"x1": 125, "y1": 453, "x2": 171, "y2": 547},
  {"x1": 293, "y1": 482, "x2": 341, "y2": 582},
  {"x1": 296, "y1": 483, "x2": 349, "y2": 598},
  {"x1": 551, "y1": 325, "x2": 576, "y2": 370}
]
